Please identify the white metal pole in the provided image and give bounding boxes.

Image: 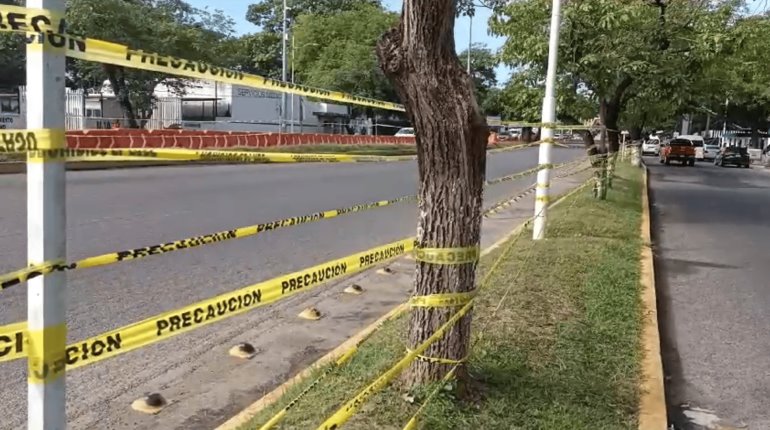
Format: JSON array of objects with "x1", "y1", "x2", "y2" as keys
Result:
[
  {"x1": 27, "y1": 0, "x2": 68, "y2": 428},
  {"x1": 281, "y1": 0, "x2": 288, "y2": 133},
  {"x1": 291, "y1": 34, "x2": 295, "y2": 134},
  {"x1": 533, "y1": 0, "x2": 562, "y2": 241}
]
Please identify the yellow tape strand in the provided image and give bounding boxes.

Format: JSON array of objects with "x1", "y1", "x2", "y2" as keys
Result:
[
  {"x1": 27, "y1": 324, "x2": 67, "y2": 384},
  {"x1": 0, "y1": 195, "x2": 416, "y2": 290},
  {"x1": 0, "y1": 5, "x2": 404, "y2": 112},
  {"x1": 0, "y1": 322, "x2": 28, "y2": 362},
  {"x1": 404, "y1": 347, "x2": 467, "y2": 365},
  {"x1": 23, "y1": 147, "x2": 417, "y2": 164},
  {"x1": 0, "y1": 238, "x2": 415, "y2": 368},
  {"x1": 414, "y1": 246, "x2": 480, "y2": 265},
  {"x1": 0, "y1": 128, "x2": 64, "y2": 152},
  {"x1": 0, "y1": 162, "x2": 553, "y2": 292},
  {"x1": 408, "y1": 291, "x2": 475, "y2": 308}
]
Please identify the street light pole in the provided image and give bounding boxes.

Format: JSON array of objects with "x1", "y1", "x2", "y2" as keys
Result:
[
  {"x1": 533, "y1": 0, "x2": 562, "y2": 241},
  {"x1": 281, "y1": 0, "x2": 288, "y2": 133},
  {"x1": 467, "y1": 14, "x2": 472, "y2": 74}
]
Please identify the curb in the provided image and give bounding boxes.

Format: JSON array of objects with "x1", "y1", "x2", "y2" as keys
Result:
[
  {"x1": 637, "y1": 166, "x2": 668, "y2": 429},
  {"x1": 215, "y1": 175, "x2": 593, "y2": 430}
]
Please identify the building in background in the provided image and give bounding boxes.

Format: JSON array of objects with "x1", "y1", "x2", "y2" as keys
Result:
[{"x1": 0, "y1": 79, "x2": 378, "y2": 134}]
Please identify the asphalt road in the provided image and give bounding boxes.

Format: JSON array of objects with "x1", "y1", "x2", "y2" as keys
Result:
[
  {"x1": 648, "y1": 158, "x2": 770, "y2": 429},
  {"x1": 0, "y1": 147, "x2": 582, "y2": 429}
]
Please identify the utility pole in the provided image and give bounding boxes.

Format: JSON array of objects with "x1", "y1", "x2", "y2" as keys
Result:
[
  {"x1": 27, "y1": 0, "x2": 68, "y2": 428},
  {"x1": 281, "y1": 0, "x2": 288, "y2": 133},
  {"x1": 467, "y1": 14, "x2": 472, "y2": 74},
  {"x1": 532, "y1": 0, "x2": 562, "y2": 241},
  {"x1": 721, "y1": 98, "x2": 729, "y2": 146}
]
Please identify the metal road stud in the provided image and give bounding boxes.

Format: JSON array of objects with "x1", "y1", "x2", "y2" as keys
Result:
[
  {"x1": 228, "y1": 343, "x2": 258, "y2": 359},
  {"x1": 131, "y1": 393, "x2": 167, "y2": 414},
  {"x1": 298, "y1": 307, "x2": 322, "y2": 321},
  {"x1": 344, "y1": 284, "x2": 364, "y2": 295}
]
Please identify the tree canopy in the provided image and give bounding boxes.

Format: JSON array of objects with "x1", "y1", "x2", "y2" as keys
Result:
[
  {"x1": 291, "y1": 3, "x2": 399, "y2": 103},
  {"x1": 491, "y1": 0, "x2": 739, "y2": 150}
]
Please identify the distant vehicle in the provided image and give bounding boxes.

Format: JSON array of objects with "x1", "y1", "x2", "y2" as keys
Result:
[
  {"x1": 642, "y1": 137, "x2": 661, "y2": 155},
  {"x1": 714, "y1": 146, "x2": 750, "y2": 168},
  {"x1": 703, "y1": 138, "x2": 720, "y2": 161},
  {"x1": 677, "y1": 135, "x2": 705, "y2": 161},
  {"x1": 394, "y1": 127, "x2": 415, "y2": 137},
  {"x1": 660, "y1": 138, "x2": 696, "y2": 166}
]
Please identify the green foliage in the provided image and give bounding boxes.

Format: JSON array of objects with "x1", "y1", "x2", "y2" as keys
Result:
[
  {"x1": 242, "y1": 0, "x2": 383, "y2": 83},
  {"x1": 697, "y1": 14, "x2": 770, "y2": 129},
  {"x1": 491, "y1": 0, "x2": 738, "y2": 139},
  {"x1": 458, "y1": 43, "x2": 501, "y2": 115},
  {"x1": 291, "y1": 4, "x2": 399, "y2": 103},
  {"x1": 64, "y1": 0, "x2": 237, "y2": 125}
]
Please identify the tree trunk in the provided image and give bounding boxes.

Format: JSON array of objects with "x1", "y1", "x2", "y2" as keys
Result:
[
  {"x1": 377, "y1": 0, "x2": 487, "y2": 387},
  {"x1": 103, "y1": 64, "x2": 139, "y2": 128},
  {"x1": 522, "y1": 126, "x2": 533, "y2": 142},
  {"x1": 629, "y1": 125, "x2": 643, "y2": 141},
  {"x1": 599, "y1": 98, "x2": 621, "y2": 153}
]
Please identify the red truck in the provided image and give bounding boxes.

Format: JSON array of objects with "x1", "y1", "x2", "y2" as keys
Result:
[{"x1": 659, "y1": 138, "x2": 696, "y2": 166}]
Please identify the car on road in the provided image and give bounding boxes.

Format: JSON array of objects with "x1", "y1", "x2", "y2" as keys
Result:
[
  {"x1": 703, "y1": 138, "x2": 720, "y2": 161},
  {"x1": 676, "y1": 135, "x2": 705, "y2": 161},
  {"x1": 660, "y1": 138, "x2": 696, "y2": 166},
  {"x1": 642, "y1": 137, "x2": 661, "y2": 155},
  {"x1": 394, "y1": 127, "x2": 415, "y2": 137},
  {"x1": 714, "y1": 146, "x2": 750, "y2": 168}
]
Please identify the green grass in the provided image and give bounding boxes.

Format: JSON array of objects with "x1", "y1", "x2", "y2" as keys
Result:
[{"x1": 240, "y1": 164, "x2": 644, "y2": 430}]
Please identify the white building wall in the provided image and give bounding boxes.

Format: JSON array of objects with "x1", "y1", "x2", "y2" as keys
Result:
[{"x1": 4, "y1": 80, "x2": 355, "y2": 133}]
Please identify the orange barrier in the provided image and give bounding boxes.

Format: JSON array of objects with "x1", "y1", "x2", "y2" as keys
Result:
[{"x1": 64, "y1": 130, "x2": 415, "y2": 150}]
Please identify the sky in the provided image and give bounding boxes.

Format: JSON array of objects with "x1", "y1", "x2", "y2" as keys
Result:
[{"x1": 186, "y1": 0, "x2": 770, "y2": 84}]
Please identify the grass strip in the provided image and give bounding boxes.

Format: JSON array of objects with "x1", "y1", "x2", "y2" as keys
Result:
[{"x1": 240, "y1": 163, "x2": 643, "y2": 430}]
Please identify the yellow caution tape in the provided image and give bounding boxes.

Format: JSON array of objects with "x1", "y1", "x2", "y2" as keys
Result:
[
  {"x1": 408, "y1": 291, "x2": 475, "y2": 308},
  {"x1": 23, "y1": 147, "x2": 416, "y2": 164},
  {"x1": 316, "y1": 297, "x2": 475, "y2": 429},
  {"x1": 0, "y1": 5, "x2": 404, "y2": 111},
  {"x1": 27, "y1": 323, "x2": 67, "y2": 384},
  {"x1": 0, "y1": 195, "x2": 417, "y2": 291},
  {"x1": 0, "y1": 129, "x2": 64, "y2": 152},
  {"x1": 414, "y1": 246, "x2": 480, "y2": 265},
  {"x1": 0, "y1": 5, "x2": 65, "y2": 33},
  {"x1": 404, "y1": 347, "x2": 467, "y2": 365},
  {"x1": 0, "y1": 161, "x2": 554, "y2": 293},
  {"x1": 0, "y1": 238, "x2": 415, "y2": 367},
  {"x1": 0, "y1": 321, "x2": 28, "y2": 362}
]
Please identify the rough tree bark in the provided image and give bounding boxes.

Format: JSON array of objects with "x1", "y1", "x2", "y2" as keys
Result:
[
  {"x1": 104, "y1": 64, "x2": 140, "y2": 128},
  {"x1": 522, "y1": 126, "x2": 534, "y2": 142},
  {"x1": 376, "y1": 0, "x2": 487, "y2": 387}
]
